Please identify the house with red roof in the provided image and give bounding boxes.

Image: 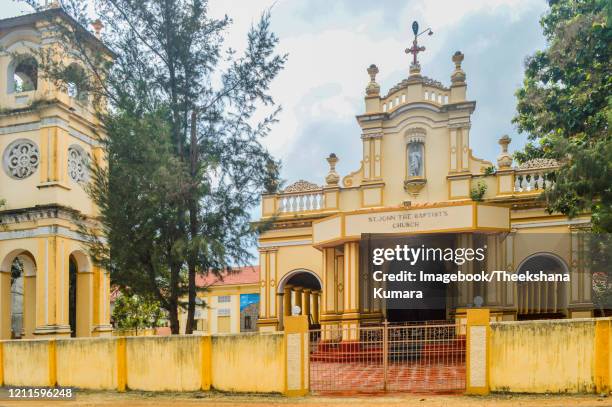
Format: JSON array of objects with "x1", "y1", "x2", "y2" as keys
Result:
[{"x1": 178, "y1": 266, "x2": 260, "y2": 334}]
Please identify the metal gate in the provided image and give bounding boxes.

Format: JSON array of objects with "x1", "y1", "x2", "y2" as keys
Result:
[{"x1": 309, "y1": 322, "x2": 465, "y2": 394}]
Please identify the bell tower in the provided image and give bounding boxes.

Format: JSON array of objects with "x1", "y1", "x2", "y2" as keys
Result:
[{"x1": 0, "y1": 7, "x2": 112, "y2": 338}]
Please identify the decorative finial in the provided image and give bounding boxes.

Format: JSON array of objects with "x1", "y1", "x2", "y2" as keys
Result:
[
  {"x1": 43, "y1": 0, "x2": 61, "y2": 9},
  {"x1": 497, "y1": 135, "x2": 513, "y2": 169},
  {"x1": 91, "y1": 19, "x2": 104, "y2": 39},
  {"x1": 365, "y1": 64, "x2": 380, "y2": 96},
  {"x1": 325, "y1": 153, "x2": 340, "y2": 186},
  {"x1": 405, "y1": 20, "x2": 433, "y2": 75},
  {"x1": 451, "y1": 51, "x2": 466, "y2": 84}
]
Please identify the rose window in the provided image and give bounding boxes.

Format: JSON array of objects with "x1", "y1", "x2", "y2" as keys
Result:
[
  {"x1": 3, "y1": 139, "x2": 40, "y2": 179},
  {"x1": 67, "y1": 145, "x2": 88, "y2": 183}
]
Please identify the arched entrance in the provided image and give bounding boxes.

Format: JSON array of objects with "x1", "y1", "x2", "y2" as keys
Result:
[
  {"x1": 278, "y1": 269, "x2": 322, "y2": 329},
  {"x1": 0, "y1": 250, "x2": 36, "y2": 339},
  {"x1": 516, "y1": 252, "x2": 569, "y2": 319}
]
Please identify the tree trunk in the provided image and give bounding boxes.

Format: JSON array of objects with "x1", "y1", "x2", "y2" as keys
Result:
[
  {"x1": 185, "y1": 110, "x2": 199, "y2": 334},
  {"x1": 169, "y1": 256, "x2": 181, "y2": 334},
  {"x1": 168, "y1": 305, "x2": 180, "y2": 335}
]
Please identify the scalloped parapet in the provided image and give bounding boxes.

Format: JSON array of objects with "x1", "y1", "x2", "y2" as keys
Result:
[
  {"x1": 517, "y1": 158, "x2": 560, "y2": 170},
  {"x1": 283, "y1": 180, "x2": 321, "y2": 193}
]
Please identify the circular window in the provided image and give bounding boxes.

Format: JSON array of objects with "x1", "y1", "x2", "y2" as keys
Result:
[
  {"x1": 3, "y1": 139, "x2": 40, "y2": 179},
  {"x1": 67, "y1": 145, "x2": 89, "y2": 183}
]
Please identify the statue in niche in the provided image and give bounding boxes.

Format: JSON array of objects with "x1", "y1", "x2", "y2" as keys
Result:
[{"x1": 408, "y1": 142, "x2": 424, "y2": 177}]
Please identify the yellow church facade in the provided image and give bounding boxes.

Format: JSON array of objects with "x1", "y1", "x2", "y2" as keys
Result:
[
  {"x1": 0, "y1": 9, "x2": 111, "y2": 339},
  {"x1": 257, "y1": 50, "x2": 594, "y2": 335}
]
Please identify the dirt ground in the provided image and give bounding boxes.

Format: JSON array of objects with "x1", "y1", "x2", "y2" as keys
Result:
[{"x1": 1, "y1": 391, "x2": 611, "y2": 407}]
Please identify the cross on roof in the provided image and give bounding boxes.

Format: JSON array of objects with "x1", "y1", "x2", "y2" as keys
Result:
[{"x1": 405, "y1": 21, "x2": 433, "y2": 66}]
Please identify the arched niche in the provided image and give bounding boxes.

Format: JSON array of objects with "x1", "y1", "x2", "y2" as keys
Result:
[{"x1": 0, "y1": 249, "x2": 37, "y2": 339}]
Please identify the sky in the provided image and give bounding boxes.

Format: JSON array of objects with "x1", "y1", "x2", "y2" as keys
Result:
[
  {"x1": 3, "y1": 0, "x2": 549, "y2": 186},
  {"x1": 2, "y1": 0, "x2": 549, "y2": 257}
]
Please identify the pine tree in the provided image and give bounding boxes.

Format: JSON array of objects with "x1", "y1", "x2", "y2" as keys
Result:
[{"x1": 25, "y1": 0, "x2": 285, "y2": 333}]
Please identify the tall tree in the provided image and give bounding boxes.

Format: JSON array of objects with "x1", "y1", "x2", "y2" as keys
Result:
[
  {"x1": 26, "y1": 0, "x2": 285, "y2": 333},
  {"x1": 513, "y1": 0, "x2": 611, "y2": 231}
]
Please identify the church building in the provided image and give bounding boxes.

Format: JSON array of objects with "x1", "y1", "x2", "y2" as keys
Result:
[{"x1": 256, "y1": 31, "x2": 594, "y2": 337}]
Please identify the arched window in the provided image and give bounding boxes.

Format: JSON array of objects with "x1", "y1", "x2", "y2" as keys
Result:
[{"x1": 9, "y1": 55, "x2": 38, "y2": 93}]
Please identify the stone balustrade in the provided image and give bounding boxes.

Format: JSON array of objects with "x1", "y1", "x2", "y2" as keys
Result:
[
  {"x1": 513, "y1": 168, "x2": 556, "y2": 193},
  {"x1": 278, "y1": 191, "x2": 325, "y2": 213}
]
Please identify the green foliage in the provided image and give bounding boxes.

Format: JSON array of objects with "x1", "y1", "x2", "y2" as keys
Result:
[
  {"x1": 483, "y1": 166, "x2": 496, "y2": 176},
  {"x1": 470, "y1": 181, "x2": 487, "y2": 202},
  {"x1": 513, "y1": 0, "x2": 612, "y2": 231},
  {"x1": 112, "y1": 292, "x2": 165, "y2": 330},
  {"x1": 87, "y1": 108, "x2": 189, "y2": 309}
]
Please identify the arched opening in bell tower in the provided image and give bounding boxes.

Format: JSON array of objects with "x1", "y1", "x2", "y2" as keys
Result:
[
  {"x1": 68, "y1": 250, "x2": 94, "y2": 337},
  {"x1": 68, "y1": 256, "x2": 78, "y2": 337}
]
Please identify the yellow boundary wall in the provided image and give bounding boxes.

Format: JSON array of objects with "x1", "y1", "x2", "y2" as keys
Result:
[
  {"x1": 0, "y1": 316, "x2": 609, "y2": 395},
  {"x1": 0, "y1": 332, "x2": 294, "y2": 394},
  {"x1": 489, "y1": 317, "x2": 611, "y2": 394}
]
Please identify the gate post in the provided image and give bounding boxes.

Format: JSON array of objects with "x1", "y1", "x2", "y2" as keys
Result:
[
  {"x1": 465, "y1": 309, "x2": 490, "y2": 395},
  {"x1": 284, "y1": 315, "x2": 309, "y2": 397},
  {"x1": 382, "y1": 320, "x2": 388, "y2": 391},
  {"x1": 594, "y1": 319, "x2": 611, "y2": 394}
]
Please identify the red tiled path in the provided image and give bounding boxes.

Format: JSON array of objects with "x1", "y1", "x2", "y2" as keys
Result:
[{"x1": 310, "y1": 361, "x2": 465, "y2": 394}]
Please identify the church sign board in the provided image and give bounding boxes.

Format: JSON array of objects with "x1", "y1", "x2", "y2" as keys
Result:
[{"x1": 312, "y1": 202, "x2": 509, "y2": 247}]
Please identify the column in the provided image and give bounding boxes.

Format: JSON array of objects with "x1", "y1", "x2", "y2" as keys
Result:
[
  {"x1": 321, "y1": 247, "x2": 343, "y2": 341},
  {"x1": 268, "y1": 249, "x2": 278, "y2": 320},
  {"x1": 461, "y1": 125, "x2": 470, "y2": 172},
  {"x1": 568, "y1": 226, "x2": 594, "y2": 318},
  {"x1": 23, "y1": 269, "x2": 37, "y2": 338},
  {"x1": 449, "y1": 127, "x2": 458, "y2": 172},
  {"x1": 312, "y1": 290, "x2": 320, "y2": 324},
  {"x1": 362, "y1": 136, "x2": 371, "y2": 180},
  {"x1": 294, "y1": 287, "x2": 303, "y2": 313},
  {"x1": 284, "y1": 285, "x2": 293, "y2": 317},
  {"x1": 0, "y1": 269, "x2": 10, "y2": 339},
  {"x1": 342, "y1": 242, "x2": 360, "y2": 341},
  {"x1": 276, "y1": 292, "x2": 284, "y2": 323},
  {"x1": 302, "y1": 289, "x2": 311, "y2": 318},
  {"x1": 92, "y1": 266, "x2": 112, "y2": 336},
  {"x1": 258, "y1": 249, "x2": 268, "y2": 319},
  {"x1": 34, "y1": 236, "x2": 67, "y2": 337}
]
